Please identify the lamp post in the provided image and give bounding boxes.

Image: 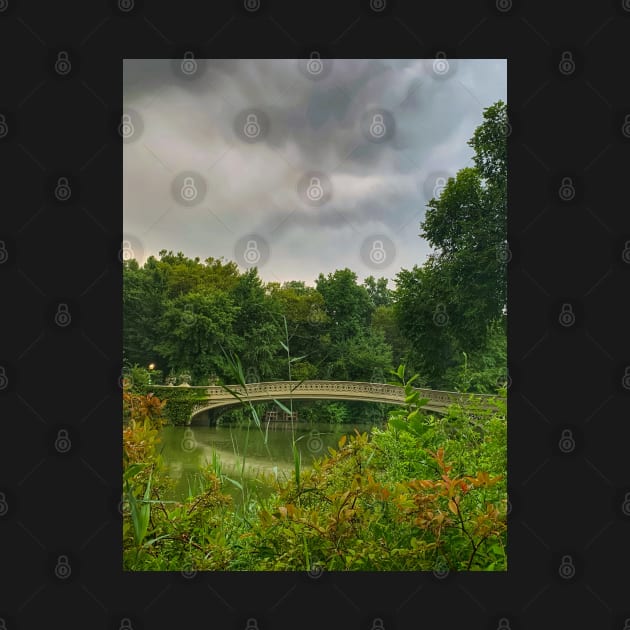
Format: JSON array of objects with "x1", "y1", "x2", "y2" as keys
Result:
[{"x1": 148, "y1": 363, "x2": 155, "y2": 385}]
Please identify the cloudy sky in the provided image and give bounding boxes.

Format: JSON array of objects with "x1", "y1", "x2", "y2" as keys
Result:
[{"x1": 123, "y1": 58, "x2": 506, "y2": 286}]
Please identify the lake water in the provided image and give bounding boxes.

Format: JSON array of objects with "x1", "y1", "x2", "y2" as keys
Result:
[{"x1": 157, "y1": 421, "x2": 378, "y2": 501}]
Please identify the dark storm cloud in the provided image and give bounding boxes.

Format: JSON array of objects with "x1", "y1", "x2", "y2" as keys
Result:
[{"x1": 123, "y1": 58, "x2": 506, "y2": 284}]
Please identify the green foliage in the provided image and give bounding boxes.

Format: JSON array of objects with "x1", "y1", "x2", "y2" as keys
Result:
[
  {"x1": 363, "y1": 275, "x2": 392, "y2": 307},
  {"x1": 393, "y1": 100, "x2": 507, "y2": 389},
  {"x1": 139, "y1": 386, "x2": 208, "y2": 426},
  {"x1": 326, "y1": 328, "x2": 393, "y2": 381},
  {"x1": 443, "y1": 319, "x2": 507, "y2": 393},
  {"x1": 370, "y1": 304, "x2": 419, "y2": 376},
  {"x1": 315, "y1": 268, "x2": 373, "y2": 343},
  {"x1": 154, "y1": 289, "x2": 240, "y2": 384},
  {"x1": 123, "y1": 367, "x2": 507, "y2": 571}
]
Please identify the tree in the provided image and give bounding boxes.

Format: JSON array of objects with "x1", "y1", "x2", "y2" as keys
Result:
[
  {"x1": 268, "y1": 282, "x2": 330, "y2": 378},
  {"x1": 394, "y1": 100, "x2": 507, "y2": 386},
  {"x1": 123, "y1": 259, "x2": 167, "y2": 368},
  {"x1": 315, "y1": 269, "x2": 373, "y2": 344},
  {"x1": 229, "y1": 268, "x2": 282, "y2": 380},
  {"x1": 393, "y1": 263, "x2": 461, "y2": 385},
  {"x1": 153, "y1": 289, "x2": 239, "y2": 383},
  {"x1": 363, "y1": 275, "x2": 392, "y2": 308},
  {"x1": 342, "y1": 328, "x2": 393, "y2": 382},
  {"x1": 371, "y1": 303, "x2": 418, "y2": 376}
]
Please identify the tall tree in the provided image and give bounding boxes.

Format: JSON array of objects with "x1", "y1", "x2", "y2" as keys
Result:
[
  {"x1": 229, "y1": 268, "x2": 282, "y2": 380},
  {"x1": 394, "y1": 100, "x2": 507, "y2": 386}
]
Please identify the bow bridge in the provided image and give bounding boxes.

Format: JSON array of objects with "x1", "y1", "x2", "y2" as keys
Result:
[{"x1": 151, "y1": 380, "x2": 504, "y2": 425}]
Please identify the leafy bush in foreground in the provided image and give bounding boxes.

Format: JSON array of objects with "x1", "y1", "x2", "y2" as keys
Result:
[{"x1": 122, "y1": 368, "x2": 507, "y2": 571}]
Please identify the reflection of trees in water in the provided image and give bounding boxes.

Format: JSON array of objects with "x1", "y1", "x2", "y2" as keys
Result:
[{"x1": 158, "y1": 423, "x2": 375, "y2": 501}]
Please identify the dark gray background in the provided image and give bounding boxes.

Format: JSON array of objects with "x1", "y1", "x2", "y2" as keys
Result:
[{"x1": 1, "y1": 0, "x2": 629, "y2": 629}]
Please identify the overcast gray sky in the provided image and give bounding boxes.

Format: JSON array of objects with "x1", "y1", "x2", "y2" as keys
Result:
[{"x1": 123, "y1": 58, "x2": 506, "y2": 286}]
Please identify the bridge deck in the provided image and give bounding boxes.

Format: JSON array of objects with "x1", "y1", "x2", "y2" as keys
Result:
[{"x1": 151, "y1": 380, "x2": 505, "y2": 422}]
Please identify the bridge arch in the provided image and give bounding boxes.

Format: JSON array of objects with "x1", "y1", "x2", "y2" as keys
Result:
[{"x1": 152, "y1": 380, "x2": 503, "y2": 425}]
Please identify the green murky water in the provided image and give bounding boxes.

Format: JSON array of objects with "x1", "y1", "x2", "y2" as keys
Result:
[{"x1": 157, "y1": 421, "x2": 377, "y2": 501}]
